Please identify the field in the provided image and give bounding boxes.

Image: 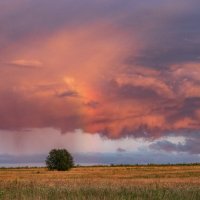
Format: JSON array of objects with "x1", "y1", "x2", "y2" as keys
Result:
[{"x1": 0, "y1": 165, "x2": 199, "y2": 200}]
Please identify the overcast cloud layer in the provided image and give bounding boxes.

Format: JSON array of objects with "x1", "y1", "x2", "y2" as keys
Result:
[{"x1": 0, "y1": 0, "x2": 200, "y2": 157}]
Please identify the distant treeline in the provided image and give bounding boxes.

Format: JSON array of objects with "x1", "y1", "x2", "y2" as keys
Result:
[
  {"x1": 77, "y1": 163, "x2": 200, "y2": 167},
  {"x1": 0, "y1": 163, "x2": 199, "y2": 169},
  {"x1": 109, "y1": 163, "x2": 200, "y2": 167},
  {"x1": 0, "y1": 166, "x2": 45, "y2": 170}
]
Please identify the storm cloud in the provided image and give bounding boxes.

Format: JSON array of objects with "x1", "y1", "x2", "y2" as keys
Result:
[
  {"x1": 0, "y1": 0, "x2": 200, "y2": 156},
  {"x1": 150, "y1": 138, "x2": 200, "y2": 154}
]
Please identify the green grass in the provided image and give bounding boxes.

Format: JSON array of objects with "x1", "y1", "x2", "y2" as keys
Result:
[{"x1": 0, "y1": 182, "x2": 199, "y2": 200}]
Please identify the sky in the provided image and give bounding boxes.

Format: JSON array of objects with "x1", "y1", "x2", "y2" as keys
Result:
[{"x1": 0, "y1": 0, "x2": 200, "y2": 165}]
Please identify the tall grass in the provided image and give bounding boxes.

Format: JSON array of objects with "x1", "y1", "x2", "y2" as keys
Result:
[{"x1": 0, "y1": 165, "x2": 199, "y2": 199}]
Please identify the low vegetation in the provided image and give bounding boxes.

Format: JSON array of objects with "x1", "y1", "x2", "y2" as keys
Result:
[{"x1": 0, "y1": 165, "x2": 199, "y2": 199}]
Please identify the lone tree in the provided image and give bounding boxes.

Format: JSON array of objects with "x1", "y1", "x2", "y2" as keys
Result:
[{"x1": 46, "y1": 149, "x2": 74, "y2": 171}]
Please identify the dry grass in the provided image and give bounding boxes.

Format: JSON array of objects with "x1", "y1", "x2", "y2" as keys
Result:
[{"x1": 0, "y1": 165, "x2": 199, "y2": 199}]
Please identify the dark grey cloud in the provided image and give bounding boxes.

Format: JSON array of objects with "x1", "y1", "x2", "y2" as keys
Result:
[
  {"x1": 123, "y1": 0, "x2": 200, "y2": 68},
  {"x1": 132, "y1": 47, "x2": 200, "y2": 69},
  {"x1": 150, "y1": 138, "x2": 200, "y2": 154},
  {"x1": 56, "y1": 90, "x2": 79, "y2": 98},
  {"x1": 108, "y1": 80, "x2": 161, "y2": 100},
  {"x1": 0, "y1": 0, "x2": 129, "y2": 46},
  {"x1": 166, "y1": 97, "x2": 200, "y2": 123},
  {"x1": 116, "y1": 148, "x2": 126, "y2": 153},
  {"x1": 84, "y1": 101, "x2": 100, "y2": 109}
]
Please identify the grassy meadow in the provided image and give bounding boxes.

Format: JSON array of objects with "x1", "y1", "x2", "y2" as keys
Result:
[{"x1": 0, "y1": 165, "x2": 199, "y2": 199}]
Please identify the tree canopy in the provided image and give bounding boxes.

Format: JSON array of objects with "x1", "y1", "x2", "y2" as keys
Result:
[{"x1": 46, "y1": 149, "x2": 74, "y2": 171}]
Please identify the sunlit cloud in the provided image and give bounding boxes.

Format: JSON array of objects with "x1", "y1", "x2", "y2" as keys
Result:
[
  {"x1": 0, "y1": 0, "x2": 200, "y2": 158},
  {"x1": 6, "y1": 59, "x2": 43, "y2": 68}
]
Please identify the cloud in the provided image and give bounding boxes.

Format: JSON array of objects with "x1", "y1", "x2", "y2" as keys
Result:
[
  {"x1": 56, "y1": 90, "x2": 79, "y2": 98},
  {"x1": 150, "y1": 139, "x2": 200, "y2": 154},
  {"x1": 116, "y1": 148, "x2": 126, "y2": 153},
  {"x1": 84, "y1": 101, "x2": 100, "y2": 109},
  {"x1": 0, "y1": 89, "x2": 83, "y2": 132},
  {"x1": 0, "y1": 0, "x2": 200, "y2": 156},
  {"x1": 6, "y1": 59, "x2": 43, "y2": 68}
]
